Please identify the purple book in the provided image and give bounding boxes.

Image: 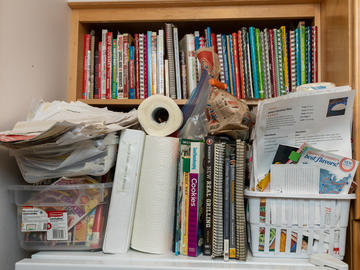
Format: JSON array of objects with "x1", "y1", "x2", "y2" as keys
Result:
[{"x1": 188, "y1": 172, "x2": 199, "y2": 257}]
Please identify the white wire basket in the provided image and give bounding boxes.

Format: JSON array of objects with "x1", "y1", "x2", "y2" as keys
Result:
[{"x1": 244, "y1": 190, "x2": 355, "y2": 259}]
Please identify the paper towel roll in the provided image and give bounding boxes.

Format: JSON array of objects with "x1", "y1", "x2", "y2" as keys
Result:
[
  {"x1": 138, "y1": 95, "x2": 183, "y2": 136},
  {"x1": 131, "y1": 135, "x2": 179, "y2": 254}
]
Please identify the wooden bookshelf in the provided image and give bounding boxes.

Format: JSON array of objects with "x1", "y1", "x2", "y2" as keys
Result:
[{"x1": 67, "y1": 1, "x2": 360, "y2": 269}]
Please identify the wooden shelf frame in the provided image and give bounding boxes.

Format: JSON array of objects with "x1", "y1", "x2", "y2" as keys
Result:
[{"x1": 68, "y1": 0, "x2": 321, "y2": 103}]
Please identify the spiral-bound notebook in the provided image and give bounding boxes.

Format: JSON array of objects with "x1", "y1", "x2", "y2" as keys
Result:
[
  {"x1": 211, "y1": 142, "x2": 225, "y2": 258},
  {"x1": 235, "y1": 139, "x2": 247, "y2": 261}
]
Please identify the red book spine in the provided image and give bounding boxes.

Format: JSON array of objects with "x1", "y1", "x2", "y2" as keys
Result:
[
  {"x1": 82, "y1": 34, "x2": 91, "y2": 99},
  {"x1": 231, "y1": 33, "x2": 241, "y2": 99},
  {"x1": 199, "y1": 36, "x2": 205, "y2": 48},
  {"x1": 312, "y1": 26, "x2": 318, "y2": 83},
  {"x1": 211, "y1": 33, "x2": 217, "y2": 54},
  {"x1": 97, "y1": 41, "x2": 102, "y2": 99},
  {"x1": 144, "y1": 34, "x2": 148, "y2": 98},
  {"x1": 237, "y1": 31, "x2": 245, "y2": 99},
  {"x1": 123, "y1": 34, "x2": 129, "y2": 98},
  {"x1": 106, "y1": 32, "x2": 113, "y2": 99},
  {"x1": 269, "y1": 29, "x2": 277, "y2": 97},
  {"x1": 135, "y1": 34, "x2": 140, "y2": 99}
]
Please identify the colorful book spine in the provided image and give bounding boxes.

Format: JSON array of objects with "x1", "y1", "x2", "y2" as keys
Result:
[
  {"x1": 269, "y1": 29, "x2": 277, "y2": 97},
  {"x1": 101, "y1": 29, "x2": 107, "y2": 99},
  {"x1": 123, "y1": 34, "x2": 130, "y2": 99},
  {"x1": 211, "y1": 33, "x2": 217, "y2": 53},
  {"x1": 188, "y1": 141, "x2": 204, "y2": 257},
  {"x1": 299, "y1": 21, "x2": 306, "y2": 84},
  {"x1": 182, "y1": 149, "x2": 190, "y2": 255},
  {"x1": 263, "y1": 29, "x2": 273, "y2": 98},
  {"x1": 97, "y1": 41, "x2": 102, "y2": 99},
  {"x1": 236, "y1": 31, "x2": 245, "y2": 99},
  {"x1": 194, "y1": 31, "x2": 201, "y2": 83},
  {"x1": 245, "y1": 30, "x2": 254, "y2": 98},
  {"x1": 151, "y1": 32, "x2": 157, "y2": 95},
  {"x1": 312, "y1": 26, "x2": 318, "y2": 83},
  {"x1": 222, "y1": 34, "x2": 231, "y2": 93},
  {"x1": 206, "y1": 26, "x2": 212, "y2": 47},
  {"x1": 255, "y1": 28, "x2": 265, "y2": 98},
  {"x1": 280, "y1": 26, "x2": 289, "y2": 94},
  {"x1": 276, "y1": 29, "x2": 285, "y2": 95},
  {"x1": 94, "y1": 49, "x2": 99, "y2": 99},
  {"x1": 173, "y1": 27, "x2": 182, "y2": 98},
  {"x1": 129, "y1": 46, "x2": 135, "y2": 99},
  {"x1": 203, "y1": 137, "x2": 215, "y2": 256},
  {"x1": 144, "y1": 34, "x2": 148, "y2": 98},
  {"x1": 306, "y1": 26, "x2": 312, "y2": 83},
  {"x1": 147, "y1": 31, "x2": 152, "y2": 97},
  {"x1": 139, "y1": 33, "x2": 145, "y2": 98},
  {"x1": 112, "y1": 38, "x2": 117, "y2": 99},
  {"x1": 135, "y1": 34, "x2": 140, "y2": 99},
  {"x1": 295, "y1": 28, "x2": 301, "y2": 86},
  {"x1": 82, "y1": 34, "x2": 91, "y2": 99},
  {"x1": 273, "y1": 29, "x2": 281, "y2": 96},
  {"x1": 106, "y1": 32, "x2": 113, "y2": 99},
  {"x1": 249, "y1": 27, "x2": 259, "y2": 98},
  {"x1": 217, "y1": 34, "x2": 225, "y2": 84},
  {"x1": 117, "y1": 34, "x2": 124, "y2": 99},
  {"x1": 240, "y1": 29, "x2": 249, "y2": 98},
  {"x1": 260, "y1": 31, "x2": 269, "y2": 99},
  {"x1": 289, "y1": 30, "x2": 297, "y2": 91},
  {"x1": 223, "y1": 149, "x2": 230, "y2": 261},
  {"x1": 229, "y1": 153, "x2": 236, "y2": 259},
  {"x1": 180, "y1": 34, "x2": 196, "y2": 97},
  {"x1": 227, "y1": 35, "x2": 235, "y2": 97},
  {"x1": 232, "y1": 33, "x2": 241, "y2": 99},
  {"x1": 89, "y1": 30, "x2": 95, "y2": 99},
  {"x1": 180, "y1": 51, "x2": 187, "y2": 99}
]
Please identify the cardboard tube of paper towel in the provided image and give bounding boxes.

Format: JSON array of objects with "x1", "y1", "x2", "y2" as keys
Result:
[{"x1": 138, "y1": 95, "x2": 183, "y2": 136}]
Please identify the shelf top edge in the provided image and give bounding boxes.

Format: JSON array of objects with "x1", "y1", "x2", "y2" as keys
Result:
[{"x1": 68, "y1": 0, "x2": 321, "y2": 9}]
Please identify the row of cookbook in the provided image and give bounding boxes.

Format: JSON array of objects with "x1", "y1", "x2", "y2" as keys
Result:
[{"x1": 81, "y1": 22, "x2": 318, "y2": 100}]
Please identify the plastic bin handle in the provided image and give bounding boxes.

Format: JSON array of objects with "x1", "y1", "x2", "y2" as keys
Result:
[{"x1": 310, "y1": 254, "x2": 348, "y2": 270}]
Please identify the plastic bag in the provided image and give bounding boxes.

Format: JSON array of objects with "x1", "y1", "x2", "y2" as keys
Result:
[{"x1": 178, "y1": 71, "x2": 211, "y2": 140}]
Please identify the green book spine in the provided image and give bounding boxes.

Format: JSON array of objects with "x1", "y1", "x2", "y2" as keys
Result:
[
  {"x1": 112, "y1": 39, "x2": 118, "y2": 99},
  {"x1": 299, "y1": 22, "x2": 306, "y2": 84},
  {"x1": 255, "y1": 28, "x2": 265, "y2": 98},
  {"x1": 273, "y1": 30, "x2": 281, "y2": 97}
]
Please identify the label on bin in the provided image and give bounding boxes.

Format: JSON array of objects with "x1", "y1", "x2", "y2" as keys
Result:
[
  {"x1": 47, "y1": 211, "x2": 68, "y2": 241},
  {"x1": 21, "y1": 207, "x2": 48, "y2": 232}
]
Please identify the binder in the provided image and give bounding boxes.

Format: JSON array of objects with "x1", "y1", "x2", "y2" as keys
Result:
[{"x1": 103, "y1": 129, "x2": 146, "y2": 254}]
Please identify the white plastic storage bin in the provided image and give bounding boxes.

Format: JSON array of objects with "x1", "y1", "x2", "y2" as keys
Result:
[
  {"x1": 244, "y1": 190, "x2": 355, "y2": 260},
  {"x1": 9, "y1": 182, "x2": 112, "y2": 251}
]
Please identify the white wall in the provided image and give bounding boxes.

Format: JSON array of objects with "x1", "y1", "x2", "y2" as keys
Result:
[{"x1": 0, "y1": 0, "x2": 71, "y2": 269}]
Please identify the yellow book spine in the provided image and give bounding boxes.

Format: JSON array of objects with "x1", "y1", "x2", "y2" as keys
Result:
[
  {"x1": 280, "y1": 26, "x2": 289, "y2": 93},
  {"x1": 183, "y1": 172, "x2": 190, "y2": 256}
]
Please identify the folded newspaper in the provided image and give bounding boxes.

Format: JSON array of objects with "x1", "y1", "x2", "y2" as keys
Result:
[{"x1": 0, "y1": 100, "x2": 138, "y2": 183}]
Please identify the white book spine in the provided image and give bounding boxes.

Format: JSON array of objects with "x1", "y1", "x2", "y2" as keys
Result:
[
  {"x1": 86, "y1": 49, "x2": 91, "y2": 98},
  {"x1": 101, "y1": 29, "x2": 108, "y2": 99},
  {"x1": 216, "y1": 34, "x2": 225, "y2": 84},
  {"x1": 165, "y1": 59, "x2": 170, "y2": 97},
  {"x1": 139, "y1": 33, "x2": 145, "y2": 99},
  {"x1": 173, "y1": 27, "x2": 182, "y2": 99},
  {"x1": 290, "y1": 30, "x2": 297, "y2": 91},
  {"x1": 180, "y1": 34, "x2": 196, "y2": 97},
  {"x1": 157, "y1": 30, "x2": 164, "y2": 95},
  {"x1": 117, "y1": 34, "x2": 124, "y2": 99},
  {"x1": 103, "y1": 129, "x2": 146, "y2": 254},
  {"x1": 263, "y1": 29, "x2": 272, "y2": 99}
]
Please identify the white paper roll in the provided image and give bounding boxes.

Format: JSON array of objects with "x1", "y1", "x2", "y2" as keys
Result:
[
  {"x1": 138, "y1": 95, "x2": 183, "y2": 136},
  {"x1": 131, "y1": 135, "x2": 179, "y2": 254}
]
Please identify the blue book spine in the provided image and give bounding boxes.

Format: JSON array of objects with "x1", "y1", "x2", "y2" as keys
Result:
[
  {"x1": 228, "y1": 34, "x2": 236, "y2": 97},
  {"x1": 195, "y1": 33, "x2": 200, "y2": 50},
  {"x1": 249, "y1": 27, "x2": 259, "y2": 98},
  {"x1": 147, "y1": 31, "x2": 152, "y2": 97},
  {"x1": 221, "y1": 35, "x2": 231, "y2": 93},
  {"x1": 295, "y1": 28, "x2": 301, "y2": 86},
  {"x1": 129, "y1": 46, "x2": 135, "y2": 99},
  {"x1": 206, "y1": 27, "x2": 212, "y2": 47}
]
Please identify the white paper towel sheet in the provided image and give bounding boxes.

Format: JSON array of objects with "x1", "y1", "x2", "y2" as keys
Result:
[
  {"x1": 138, "y1": 95, "x2": 183, "y2": 136},
  {"x1": 131, "y1": 135, "x2": 179, "y2": 254}
]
